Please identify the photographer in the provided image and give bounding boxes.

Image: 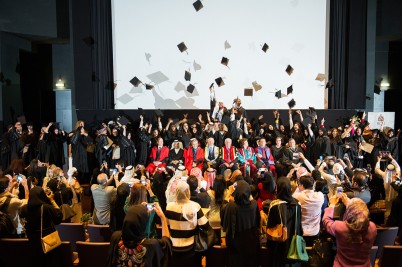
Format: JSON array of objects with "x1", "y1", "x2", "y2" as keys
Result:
[{"x1": 343, "y1": 169, "x2": 371, "y2": 204}]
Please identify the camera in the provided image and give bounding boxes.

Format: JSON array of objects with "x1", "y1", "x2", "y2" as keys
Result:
[{"x1": 259, "y1": 168, "x2": 266, "y2": 175}]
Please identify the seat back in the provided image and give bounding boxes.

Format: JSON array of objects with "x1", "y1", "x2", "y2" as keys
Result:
[
  {"x1": 370, "y1": 246, "x2": 378, "y2": 267},
  {"x1": 56, "y1": 223, "x2": 86, "y2": 251},
  {"x1": 76, "y1": 241, "x2": 110, "y2": 267},
  {"x1": 59, "y1": 241, "x2": 74, "y2": 267},
  {"x1": 212, "y1": 226, "x2": 221, "y2": 245},
  {"x1": 206, "y1": 245, "x2": 227, "y2": 267},
  {"x1": 379, "y1": 246, "x2": 402, "y2": 267},
  {"x1": 259, "y1": 246, "x2": 270, "y2": 267},
  {"x1": 87, "y1": 224, "x2": 112, "y2": 242},
  {"x1": 0, "y1": 238, "x2": 32, "y2": 266},
  {"x1": 374, "y1": 227, "x2": 398, "y2": 258}
]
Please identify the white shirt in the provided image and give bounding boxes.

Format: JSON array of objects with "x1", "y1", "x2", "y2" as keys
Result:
[{"x1": 294, "y1": 189, "x2": 324, "y2": 236}]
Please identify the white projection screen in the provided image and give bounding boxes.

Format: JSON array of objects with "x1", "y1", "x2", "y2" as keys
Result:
[{"x1": 112, "y1": 0, "x2": 327, "y2": 110}]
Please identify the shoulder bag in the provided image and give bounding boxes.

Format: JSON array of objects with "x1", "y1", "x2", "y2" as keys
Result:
[
  {"x1": 266, "y1": 200, "x2": 288, "y2": 242},
  {"x1": 41, "y1": 205, "x2": 62, "y2": 254},
  {"x1": 287, "y1": 203, "x2": 309, "y2": 262}
]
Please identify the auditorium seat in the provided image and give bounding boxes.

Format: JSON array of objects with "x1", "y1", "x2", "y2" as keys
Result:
[
  {"x1": 212, "y1": 226, "x2": 222, "y2": 245},
  {"x1": 56, "y1": 223, "x2": 86, "y2": 251},
  {"x1": 374, "y1": 227, "x2": 398, "y2": 258},
  {"x1": 260, "y1": 246, "x2": 269, "y2": 267},
  {"x1": 378, "y1": 246, "x2": 402, "y2": 267},
  {"x1": 0, "y1": 239, "x2": 73, "y2": 267},
  {"x1": 370, "y1": 246, "x2": 378, "y2": 267},
  {"x1": 206, "y1": 245, "x2": 227, "y2": 267},
  {"x1": 76, "y1": 241, "x2": 110, "y2": 267},
  {"x1": 87, "y1": 224, "x2": 112, "y2": 242}
]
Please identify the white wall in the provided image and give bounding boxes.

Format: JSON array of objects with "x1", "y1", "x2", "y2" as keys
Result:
[{"x1": 112, "y1": 0, "x2": 327, "y2": 110}]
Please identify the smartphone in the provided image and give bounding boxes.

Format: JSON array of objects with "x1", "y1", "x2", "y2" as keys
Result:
[
  {"x1": 146, "y1": 203, "x2": 155, "y2": 210},
  {"x1": 141, "y1": 180, "x2": 147, "y2": 185},
  {"x1": 113, "y1": 169, "x2": 117, "y2": 175},
  {"x1": 180, "y1": 176, "x2": 188, "y2": 181},
  {"x1": 17, "y1": 174, "x2": 23, "y2": 182},
  {"x1": 259, "y1": 168, "x2": 266, "y2": 175},
  {"x1": 233, "y1": 182, "x2": 238, "y2": 189},
  {"x1": 336, "y1": 186, "x2": 343, "y2": 196},
  {"x1": 319, "y1": 156, "x2": 323, "y2": 161},
  {"x1": 127, "y1": 182, "x2": 134, "y2": 187}
]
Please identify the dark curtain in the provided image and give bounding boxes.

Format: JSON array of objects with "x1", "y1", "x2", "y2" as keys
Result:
[
  {"x1": 91, "y1": 0, "x2": 114, "y2": 109},
  {"x1": 329, "y1": 0, "x2": 367, "y2": 109}
]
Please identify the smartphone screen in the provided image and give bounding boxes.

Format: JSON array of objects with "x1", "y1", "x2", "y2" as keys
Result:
[{"x1": 146, "y1": 203, "x2": 154, "y2": 210}]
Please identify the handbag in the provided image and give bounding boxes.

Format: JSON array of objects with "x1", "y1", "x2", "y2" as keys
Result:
[
  {"x1": 41, "y1": 205, "x2": 62, "y2": 254},
  {"x1": 194, "y1": 224, "x2": 218, "y2": 252},
  {"x1": 287, "y1": 204, "x2": 309, "y2": 262},
  {"x1": 369, "y1": 199, "x2": 386, "y2": 213},
  {"x1": 266, "y1": 200, "x2": 288, "y2": 242},
  {"x1": 60, "y1": 192, "x2": 76, "y2": 221}
]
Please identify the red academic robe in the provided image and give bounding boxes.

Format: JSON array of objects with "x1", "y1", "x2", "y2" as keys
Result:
[
  {"x1": 184, "y1": 147, "x2": 204, "y2": 172},
  {"x1": 146, "y1": 146, "x2": 169, "y2": 173}
]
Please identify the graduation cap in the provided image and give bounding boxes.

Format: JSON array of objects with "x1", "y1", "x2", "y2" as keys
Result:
[
  {"x1": 275, "y1": 90, "x2": 282, "y2": 99},
  {"x1": 193, "y1": 0, "x2": 203, "y2": 12},
  {"x1": 288, "y1": 99, "x2": 296, "y2": 108},
  {"x1": 221, "y1": 57, "x2": 229, "y2": 67},
  {"x1": 262, "y1": 43, "x2": 269, "y2": 53},
  {"x1": 302, "y1": 117, "x2": 312, "y2": 127},
  {"x1": 285, "y1": 65, "x2": 294, "y2": 76},
  {"x1": 155, "y1": 109, "x2": 164, "y2": 117},
  {"x1": 209, "y1": 83, "x2": 215, "y2": 89},
  {"x1": 374, "y1": 84, "x2": 381, "y2": 95},
  {"x1": 187, "y1": 84, "x2": 195, "y2": 94},
  {"x1": 315, "y1": 73, "x2": 326, "y2": 82},
  {"x1": 244, "y1": 88, "x2": 253, "y2": 96},
  {"x1": 287, "y1": 85, "x2": 293, "y2": 95},
  {"x1": 252, "y1": 81, "x2": 262, "y2": 91},
  {"x1": 356, "y1": 111, "x2": 364, "y2": 119},
  {"x1": 145, "y1": 84, "x2": 154, "y2": 90},
  {"x1": 130, "y1": 76, "x2": 142, "y2": 87},
  {"x1": 184, "y1": 70, "x2": 191, "y2": 81},
  {"x1": 118, "y1": 116, "x2": 130, "y2": 125},
  {"x1": 306, "y1": 107, "x2": 317, "y2": 119},
  {"x1": 177, "y1": 42, "x2": 188, "y2": 53},
  {"x1": 215, "y1": 77, "x2": 225, "y2": 87},
  {"x1": 326, "y1": 79, "x2": 334, "y2": 88},
  {"x1": 224, "y1": 40, "x2": 231, "y2": 50}
]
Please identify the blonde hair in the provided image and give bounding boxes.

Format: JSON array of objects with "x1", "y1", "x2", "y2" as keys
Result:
[{"x1": 343, "y1": 198, "x2": 370, "y2": 243}]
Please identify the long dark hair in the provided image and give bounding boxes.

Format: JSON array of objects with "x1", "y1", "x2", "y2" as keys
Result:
[{"x1": 212, "y1": 175, "x2": 226, "y2": 205}]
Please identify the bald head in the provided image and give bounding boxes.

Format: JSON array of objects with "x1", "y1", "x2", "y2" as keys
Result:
[{"x1": 97, "y1": 173, "x2": 108, "y2": 185}]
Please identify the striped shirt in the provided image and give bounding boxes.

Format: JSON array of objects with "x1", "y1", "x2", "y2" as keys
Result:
[{"x1": 165, "y1": 201, "x2": 208, "y2": 251}]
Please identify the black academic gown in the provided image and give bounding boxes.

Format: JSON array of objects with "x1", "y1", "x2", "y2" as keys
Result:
[
  {"x1": 46, "y1": 132, "x2": 66, "y2": 168},
  {"x1": 70, "y1": 133, "x2": 92, "y2": 173}
]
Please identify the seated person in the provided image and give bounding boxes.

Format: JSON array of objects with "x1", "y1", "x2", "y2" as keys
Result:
[
  {"x1": 146, "y1": 137, "x2": 169, "y2": 174},
  {"x1": 237, "y1": 138, "x2": 257, "y2": 178},
  {"x1": 203, "y1": 137, "x2": 220, "y2": 171},
  {"x1": 107, "y1": 203, "x2": 172, "y2": 267},
  {"x1": 344, "y1": 170, "x2": 371, "y2": 204},
  {"x1": 187, "y1": 175, "x2": 211, "y2": 208},
  {"x1": 281, "y1": 138, "x2": 304, "y2": 172},
  {"x1": 254, "y1": 138, "x2": 275, "y2": 175},
  {"x1": 219, "y1": 138, "x2": 238, "y2": 175},
  {"x1": 184, "y1": 138, "x2": 204, "y2": 172},
  {"x1": 167, "y1": 140, "x2": 184, "y2": 170}
]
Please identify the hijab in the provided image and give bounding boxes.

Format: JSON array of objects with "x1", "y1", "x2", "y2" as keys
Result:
[
  {"x1": 276, "y1": 177, "x2": 294, "y2": 203},
  {"x1": 122, "y1": 205, "x2": 148, "y2": 248},
  {"x1": 27, "y1": 186, "x2": 51, "y2": 208},
  {"x1": 232, "y1": 180, "x2": 251, "y2": 206}
]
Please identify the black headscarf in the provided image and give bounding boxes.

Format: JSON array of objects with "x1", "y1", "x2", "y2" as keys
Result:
[
  {"x1": 122, "y1": 205, "x2": 149, "y2": 248},
  {"x1": 116, "y1": 183, "x2": 130, "y2": 210},
  {"x1": 232, "y1": 180, "x2": 251, "y2": 206},
  {"x1": 27, "y1": 186, "x2": 51, "y2": 208},
  {"x1": 276, "y1": 177, "x2": 294, "y2": 203}
]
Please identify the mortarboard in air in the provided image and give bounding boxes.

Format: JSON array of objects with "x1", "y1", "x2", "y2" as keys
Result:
[
  {"x1": 356, "y1": 111, "x2": 364, "y2": 119},
  {"x1": 118, "y1": 116, "x2": 130, "y2": 125},
  {"x1": 221, "y1": 57, "x2": 229, "y2": 67},
  {"x1": 209, "y1": 83, "x2": 215, "y2": 89},
  {"x1": 326, "y1": 79, "x2": 334, "y2": 88},
  {"x1": 262, "y1": 43, "x2": 269, "y2": 53},
  {"x1": 145, "y1": 83, "x2": 154, "y2": 90},
  {"x1": 130, "y1": 76, "x2": 142, "y2": 87},
  {"x1": 155, "y1": 109, "x2": 164, "y2": 117},
  {"x1": 252, "y1": 81, "x2": 262, "y2": 91},
  {"x1": 287, "y1": 85, "x2": 293, "y2": 95},
  {"x1": 184, "y1": 70, "x2": 191, "y2": 81},
  {"x1": 315, "y1": 73, "x2": 326, "y2": 82},
  {"x1": 306, "y1": 107, "x2": 316, "y2": 119},
  {"x1": 275, "y1": 90, "x2": 282, "y2": 99},
  {"x1": 215, "y1": 77, "x2": 225, "y2": 87},
  {"x1": 224, "y1": 40, "x2": 231, "y2": 50},
  {"x1": 193, "y1": 0, "x2": 203, "y2": 12},
  {"x1": 177, "y1": 42, "x2": 188, "y2": 53},
  {"x1": 302, "y1": 117, "x2": 312, "y2": 127},
  {"x1": 187, "y1": 84, "x2": 195, "y2": 94},
  {"x1": 288, "y1": 99, "x2": 296, "y2": 108},
  {"x1": 374, "y1": 84, "x2": 381, "y2": 94},
  {"x1": 285, "y1": 65, "x2": 294, "y2": 76},
  {"x1": 244, "y1": 88, "x2": 253, "y2": 96}
]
